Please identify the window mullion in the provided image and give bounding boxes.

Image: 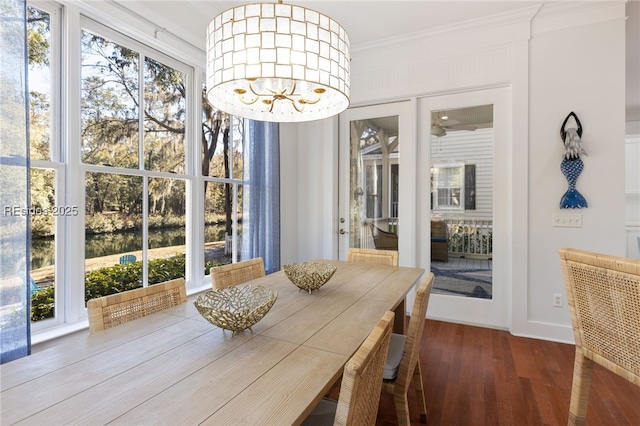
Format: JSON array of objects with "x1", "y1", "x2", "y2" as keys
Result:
[
  {"x1": 64, "y1": 3, "x2": 86, "y2": 326},
  {"x1": 139, "y1": 53, "x2": 148, "y2": 286}
]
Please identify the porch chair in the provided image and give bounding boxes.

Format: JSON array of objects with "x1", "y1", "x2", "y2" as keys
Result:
[
  {"x1": 302, "y1": 311, "x2": 395, "y2": 426},
  {"x1": 347, "y1": 248, "x2": 398, "y2": 267},
  {"x1": 119, "y1": 254, "x2": 137, "y2": 264},
  {"x1": 558, "y1": 248, "x2": 640, "y2": 426},
  {"x1": 367, "y1": 222, "x2": 399, "y2": 251},
  {"x1": 382, "y1": 272, "x2": 434, "y2": 425},
  {"x1": 430, "y1": 220, "x2": 449, "y2": 262},
  {"x1": 211, "y1": 257, "x2": 266, "y2": 290},
  {"x1": 87, "y1": 278, "x2": 187, "y2": 333}
]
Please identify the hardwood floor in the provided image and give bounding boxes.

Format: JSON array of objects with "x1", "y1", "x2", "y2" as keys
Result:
[{"x1": 374, "y1": 319, "x2": 640, "y2": 425}]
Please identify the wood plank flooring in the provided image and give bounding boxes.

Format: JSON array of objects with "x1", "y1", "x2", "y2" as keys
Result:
[{"x1": 374, "y1": 319, "x2": 640, "y2": 425}]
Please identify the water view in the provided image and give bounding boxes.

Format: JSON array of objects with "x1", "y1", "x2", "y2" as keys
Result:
[{"x1": 31, "y1": 224, "x2": 227, "y2": 270}]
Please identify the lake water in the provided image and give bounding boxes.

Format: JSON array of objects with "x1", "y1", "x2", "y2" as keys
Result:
[{"x1": 31, "y1": 224, "x2": 226, "y2": 270}]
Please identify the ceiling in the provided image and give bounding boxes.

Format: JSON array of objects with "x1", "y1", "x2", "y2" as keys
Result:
[{"x1": 114, "y1": 0, "x2": 639, "y2": 117}]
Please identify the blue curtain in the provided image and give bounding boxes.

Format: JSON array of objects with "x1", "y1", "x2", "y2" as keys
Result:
[
  {"x1": 1, "y1": 0, "x2": 32, "y2": 363},
  {"x1": 241, "y1": 121, "x2": 281, "y2": 274}
]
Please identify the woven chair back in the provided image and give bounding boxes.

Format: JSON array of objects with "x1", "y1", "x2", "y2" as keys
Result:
[
  {"x1": 87, "y1": 278, "x2": 187, "y2": 333},
  {"x1": 334, "y1": 311, "x2": 395, "y2": 426},
  {"x1": 347, "y1": 248, "x2": 398, "y2": 267},
  {"x1": 559, "y1": 248, "x2": 640, "y2": 385},
  {"x1": 559, "y1": 248, "x2": 640, "y2": 425},
  {"x1": 211, "y1": 257, "x2": 266, "y2": 290}
]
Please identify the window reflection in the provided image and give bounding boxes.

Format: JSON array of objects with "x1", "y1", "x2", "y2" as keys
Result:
[
  {"x1": 430, "y1": 104, "x2": 493, "y2": 299},
  {"x1": 349, "y1": 115, "x2": 399, "y2": 250}
]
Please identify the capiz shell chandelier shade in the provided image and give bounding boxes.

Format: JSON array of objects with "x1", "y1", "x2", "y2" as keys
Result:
[{"x1": 206, "y1": 2, "x2": 350, "y2": 122}]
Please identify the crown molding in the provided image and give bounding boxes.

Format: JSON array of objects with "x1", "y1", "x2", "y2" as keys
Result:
[
  {"x1": 532, "y1": 0, "x2": 626, "y2": 36},
  {"x1": 351, "y1": 4, "x2": 543, "y2": 54}
]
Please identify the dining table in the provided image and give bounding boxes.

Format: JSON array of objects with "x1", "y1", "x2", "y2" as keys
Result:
[{"x1": 1, "y1": 260, "x2": 425, "y2": 425}]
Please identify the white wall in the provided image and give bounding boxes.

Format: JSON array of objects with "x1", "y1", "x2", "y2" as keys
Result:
[
  {"x1": 527, "y1": 10, "x2": 627, "y2": 338},
  {"x1": 280, "y1": 118, "x2": 339, "y2": 264},
  {"x1": 282, "y1": 2, "x2": 628, "y2": 343},
  {"x1": 279, "y1": 123, "x2": 299, "y2": 266}
]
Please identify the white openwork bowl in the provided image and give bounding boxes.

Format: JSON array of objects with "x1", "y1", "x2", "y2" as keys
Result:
[
  {"x1": 283, "y1": 261, "x2": 337, "y2": 294},
  {"x1": 194, "y1": 285, "x2": 277, "y2": 333}
]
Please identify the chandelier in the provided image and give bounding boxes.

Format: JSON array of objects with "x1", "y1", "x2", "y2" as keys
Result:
[{"x1": 206, "y1": 1, "x2": 350, "y2": 122}]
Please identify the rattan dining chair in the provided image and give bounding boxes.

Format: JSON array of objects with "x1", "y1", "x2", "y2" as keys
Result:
[
  {"x1": 382, "y1": 272, "x2": 434, "y2": 425},
  {"x1": 302, "y1": 311, "x2": 395, "y2": 426},
  {"x1": 211, "y1": 257, "x2": 266, "y2": 290},
  {"x1": 558, "y1": 248, "x2": 640, "y2": 426},
  {"x1": 87, "y1": 278, "x2": 187, "y2": 333},
  {"x1": 347, "y1": 248, "x2": 398, "y2": 267}
]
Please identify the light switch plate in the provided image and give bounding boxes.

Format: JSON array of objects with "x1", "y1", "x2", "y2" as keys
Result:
[{"x1": 553, "y1": 213, "x2": 582, "y2": 228}]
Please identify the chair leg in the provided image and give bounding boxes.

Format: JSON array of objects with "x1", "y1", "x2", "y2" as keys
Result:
[
  {"x1": 393, "y1": 391, "x2": 411, "y2": 426},
  {"x1": 568, "y1": 351, "x2": 594, "y2": 426},
  {"x1": 413, "y1": 362, "x2": 428, "y2": 423}
]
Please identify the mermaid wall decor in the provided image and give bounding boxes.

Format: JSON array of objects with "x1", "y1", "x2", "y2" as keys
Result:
[{"x1": 559, "y1": 111, "x2": 588, "y2": 208}]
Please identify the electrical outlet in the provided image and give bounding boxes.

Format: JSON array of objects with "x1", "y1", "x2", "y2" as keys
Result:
[{"x1": 553, "y1": 293, "x2": 563, "y2": 307}]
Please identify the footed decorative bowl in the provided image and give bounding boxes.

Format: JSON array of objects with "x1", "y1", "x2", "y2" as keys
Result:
[
  {"x1": 194, "y1": 285, "x2": 277, "y2": 334},
  {"x1": 283, "y1": 261, "x2": 337, "y2": 294}
]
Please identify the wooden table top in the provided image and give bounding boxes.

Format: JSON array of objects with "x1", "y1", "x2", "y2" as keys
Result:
[{"x1": 1, "y1": 260, "x2": 424, "y2": 426}]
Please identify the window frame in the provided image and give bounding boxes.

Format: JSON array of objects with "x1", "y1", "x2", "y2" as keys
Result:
[
  {"x1": 202, "y1": 112, "x2": 246, "y2": 264},
  {"x1": 431, "y1": 162, "x2": 465, "y2": 211},
  {"x1": 27, "y1": 1, "x2": 260, "y2": 338},
  {"x1": 28, "y1": 1, "x2": 66, "y2": 331},
  {"x1": 79, "y1": 16, "x2": 194, "y2": 287}
]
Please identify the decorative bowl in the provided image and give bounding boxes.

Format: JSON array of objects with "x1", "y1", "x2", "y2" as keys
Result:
[
  {"x1": 283, "y1": 261, "x2": 337, "y2": 294},
  {"x1": 194, "y1": 285, "x2": 277, "y2": 333}
]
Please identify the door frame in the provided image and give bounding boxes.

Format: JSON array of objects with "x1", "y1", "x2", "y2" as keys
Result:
[
  {"x1": 338, "y1": 101, "x2": 416, "y2": 265},
  {"x1": 418, "y1": 87, "x2": 510, "y2": 329}
]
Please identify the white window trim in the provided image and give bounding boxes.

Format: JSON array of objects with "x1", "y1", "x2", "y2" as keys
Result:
[{"x1": 432, "y1": 161, "x2": 465, "y2": 211}]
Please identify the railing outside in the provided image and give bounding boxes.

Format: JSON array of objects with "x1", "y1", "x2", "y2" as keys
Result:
[
  {"x1": 444, "y1": 219, "x2": 493, "y2": 259},
  {"x1": 355, "y1": 217, "x2": 493, "y2": 259}
]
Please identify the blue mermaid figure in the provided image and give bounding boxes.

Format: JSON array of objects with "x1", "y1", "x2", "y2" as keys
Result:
[{"x1": 559, "y1": 112, "x2": 587, "y2": 209}]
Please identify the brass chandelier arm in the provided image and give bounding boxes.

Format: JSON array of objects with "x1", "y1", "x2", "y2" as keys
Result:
[
  {"x1": 234, "y1": 86, "x2": 259, "y2": 105},
  {"x1": 234, "y1": 78, "x2": 325, "y2": 113}
]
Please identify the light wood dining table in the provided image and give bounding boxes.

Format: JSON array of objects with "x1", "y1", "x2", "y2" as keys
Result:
[{"x1": 1, "y1": 260, "x2": 424, "y2": 426}]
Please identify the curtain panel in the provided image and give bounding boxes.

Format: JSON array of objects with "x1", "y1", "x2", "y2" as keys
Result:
[
  {"x1": 1, "y1": 0, "x2": 32, "y2": 363},
  {"x1": 242, "y1": 121, "x2": 281, "y2": 274}
]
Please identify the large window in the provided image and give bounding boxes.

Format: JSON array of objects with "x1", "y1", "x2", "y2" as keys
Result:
[
  {"x1": 25, "y1": 4, "x2": 268, "y2": 332},
  {"x1": 80, "y1": 21, "x2": 189, "y2": 298}
]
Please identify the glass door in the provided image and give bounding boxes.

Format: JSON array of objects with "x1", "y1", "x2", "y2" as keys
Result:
[
  {"x1": 418, "y1": 88, "x2": 509, "y2": 328},
  {"x1": 338, "y1": 102, "x2": 413, "y2": 261}
]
